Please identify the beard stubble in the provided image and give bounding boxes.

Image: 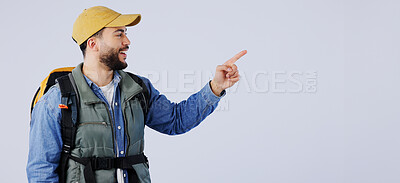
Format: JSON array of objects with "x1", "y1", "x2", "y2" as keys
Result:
[{"x1": 99, "y1": 45, "x2": 129, "y2": 70}]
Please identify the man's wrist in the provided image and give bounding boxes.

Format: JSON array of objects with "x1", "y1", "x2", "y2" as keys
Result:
[{"x1": 209, "y1": 80, "x2": 224, "y2": 97}]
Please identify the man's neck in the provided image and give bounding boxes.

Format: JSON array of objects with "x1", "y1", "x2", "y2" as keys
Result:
[{"x1": 82, "y1": 58, "x2": 114, "y2": 87}]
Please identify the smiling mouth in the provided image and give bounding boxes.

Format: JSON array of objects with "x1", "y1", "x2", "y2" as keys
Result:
[{"x1": 120, "y1": 50, "x2": 128, "y2": 57}]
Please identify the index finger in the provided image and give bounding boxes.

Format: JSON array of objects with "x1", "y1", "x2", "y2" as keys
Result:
[{"x1": 223, "y1": 50, "x2": 247, "y2": 66}]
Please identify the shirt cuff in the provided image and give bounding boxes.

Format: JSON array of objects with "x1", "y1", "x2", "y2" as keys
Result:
[{"x1": 200, "y1": 80, "x2": 226, "y2": 105}]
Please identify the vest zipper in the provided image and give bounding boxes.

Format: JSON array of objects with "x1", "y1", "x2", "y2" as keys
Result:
[
  {"x1": 140, "y1": 92, "x2": 147, "y2": 152},
  {"x1": 141, "y1": 92, "x2": 148, "y2": 114},
  {"x1": 122, "y1": 92, "x2": 142, "y2": 155}
]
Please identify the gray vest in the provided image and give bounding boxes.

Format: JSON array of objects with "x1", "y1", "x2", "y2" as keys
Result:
[{"x1": 66, "y1": 63, "x2": 150, "y2": 183}]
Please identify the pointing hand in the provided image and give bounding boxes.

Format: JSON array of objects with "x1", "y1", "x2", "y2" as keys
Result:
[{"x1": 210, "y1": 50, "x2": 247, "y2": 96}]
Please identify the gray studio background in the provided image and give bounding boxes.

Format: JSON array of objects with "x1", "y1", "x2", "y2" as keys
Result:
[{"x1": 0, "y1": 0, "x2": 399, "y2": 182}]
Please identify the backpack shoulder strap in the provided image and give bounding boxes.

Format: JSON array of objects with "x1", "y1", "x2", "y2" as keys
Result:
[
  {"x1": 31, "y1": 67, "x2": 75, "y2": 113},
  {"x1": 126, "y1": 72, "x2": 150, "y2": 118},
  {"x1": 56, "y1": 73, "x2": 79, "y2": 183}
]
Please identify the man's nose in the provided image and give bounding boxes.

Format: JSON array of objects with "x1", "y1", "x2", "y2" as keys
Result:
[{"x1": 123, "y1": 35, "x2": 131, "y2": 46}]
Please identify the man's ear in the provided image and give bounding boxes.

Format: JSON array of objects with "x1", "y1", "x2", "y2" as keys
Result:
[{"x1": 87, "y1": 37, "x2": 99, "y2": 52}]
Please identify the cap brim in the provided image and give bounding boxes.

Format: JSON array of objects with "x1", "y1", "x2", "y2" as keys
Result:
[{"x1": 106, "y1": 14, "x2": 141, "y2": 27}]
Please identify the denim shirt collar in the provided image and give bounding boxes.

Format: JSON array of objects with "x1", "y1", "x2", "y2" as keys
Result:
[{"x1": 83, "y1": 71, "x2": 122, "y2": 91}]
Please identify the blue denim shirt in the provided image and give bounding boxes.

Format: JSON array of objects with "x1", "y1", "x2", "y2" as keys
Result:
[{"x1": 27, "y1": 71, "x2": 224, "y2": 182}]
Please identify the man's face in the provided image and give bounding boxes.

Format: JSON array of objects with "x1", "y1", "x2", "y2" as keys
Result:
[{"x1": 97, "y1": 27, "x2": 131, "y2": 70}]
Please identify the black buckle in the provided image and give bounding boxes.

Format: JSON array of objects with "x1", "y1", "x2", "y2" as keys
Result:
[
  {"x1": 62, "y1": 144, "x2": 71, "y2": 154},
  {"x1": 92, "y1": 157, "x2": 113, "y2": 170}
]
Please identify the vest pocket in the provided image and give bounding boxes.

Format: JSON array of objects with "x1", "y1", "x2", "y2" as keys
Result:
[
  {"x1": 75, "y1": 121, "x2": 114, "y2": 157},
  {"x1": 78, "y1": 121, "x2": 108, "y2": 127}
]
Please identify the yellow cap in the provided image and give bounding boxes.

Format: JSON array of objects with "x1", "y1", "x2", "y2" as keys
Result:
[{"x1": 72, "y1": 6, "x2": 141, "y2": 45}]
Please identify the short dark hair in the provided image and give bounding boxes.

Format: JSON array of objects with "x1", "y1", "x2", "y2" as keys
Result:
[{"x1": 77, "y1": 28, "x2": 105, "y2": 57}]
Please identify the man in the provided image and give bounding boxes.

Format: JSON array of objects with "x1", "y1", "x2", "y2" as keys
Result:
[{"x1": 27, "y1": 6, "x2": 246, "y2": 183}]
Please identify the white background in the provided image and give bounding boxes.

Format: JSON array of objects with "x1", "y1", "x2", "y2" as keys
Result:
[{"x1": 0, "y1": 0, "x2": 399, "y2": 182}]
